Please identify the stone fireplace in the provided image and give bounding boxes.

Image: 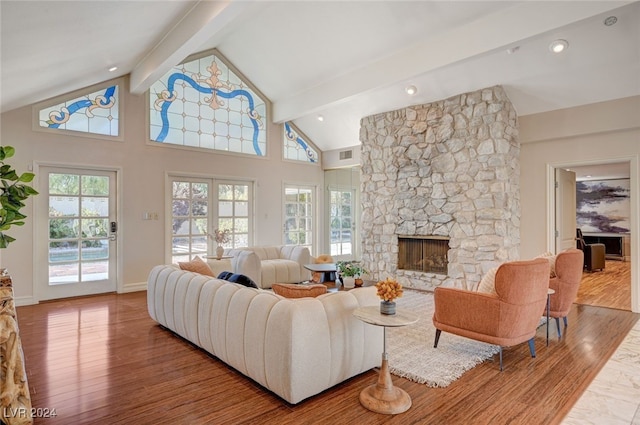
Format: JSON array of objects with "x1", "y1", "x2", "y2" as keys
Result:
[{"x1": 360, "y1": 86, "x2": 520, "y2": 291}]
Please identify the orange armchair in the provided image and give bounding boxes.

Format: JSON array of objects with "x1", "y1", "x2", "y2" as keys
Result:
[
  {"x1": 433, "y1": 258, "x2": 550, "y2": 371},
  {"x1": 548, "y1": 248, "x2": 584, "y2": 339}
]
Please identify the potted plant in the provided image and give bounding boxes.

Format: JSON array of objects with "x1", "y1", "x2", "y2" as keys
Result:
[
  {"x1": 375, "y1": 277, "x2": 403, "y2": 315},
  {"x1": 0, "y1": 146, "x2": 38, "y2": 249},
  {"x1": 337, "y1": 261, "x2": 367, "y2": 288}
]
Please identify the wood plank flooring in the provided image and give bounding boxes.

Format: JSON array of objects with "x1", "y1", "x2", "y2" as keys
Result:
[
  {"x1": 575, "y1": 260, "x2": 631, "y2": 310},
  {"x1": 16, "y1": 273, "x2": 638, "y2": 425}
]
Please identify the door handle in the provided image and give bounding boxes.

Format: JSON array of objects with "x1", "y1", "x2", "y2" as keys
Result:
[{"x1": 109, "y1": 234, "x2": 116, "y2": 241}]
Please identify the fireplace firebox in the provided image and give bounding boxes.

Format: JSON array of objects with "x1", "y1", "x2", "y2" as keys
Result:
[{"x1": 398, "y1": 236, "x2": 449, "y2": 274}]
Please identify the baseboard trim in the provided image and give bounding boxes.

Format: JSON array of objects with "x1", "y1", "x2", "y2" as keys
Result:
[
  {"x1": 14, "y1": 295, "x2": 36, "y2": 307},
  {"x1": 121, "y1": 281, "x2": 147, "y2": 293}
]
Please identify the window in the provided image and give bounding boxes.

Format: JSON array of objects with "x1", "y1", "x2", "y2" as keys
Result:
[
  {"x1": 38, "y1": 85, "x2": 119, "y2": 137},
  {"x1": 329, "y1": 189, "x2": 354, "y2": 256},
  {"x1": 150, "y1": 51, "x2": 267, "y2": 156},
  {"x1": 284, "y1": 122, "x2": 318, "y2": 163},
  {"x1": 284, "y1": 185, "x2": 314, "y2": 255},
  {"x1": 170, "y1": 177, "x2": 253, "y2": 263}
]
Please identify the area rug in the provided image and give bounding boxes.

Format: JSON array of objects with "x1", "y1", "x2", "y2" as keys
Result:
[{"x1": 386, "y1": 289, "x2": 501, "y2": 388}]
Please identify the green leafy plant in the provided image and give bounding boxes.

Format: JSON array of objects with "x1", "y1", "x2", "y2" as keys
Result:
[
  {"x1": 337, "y1": 260, "x2": 367, "y2": 277},
  {"x1": 0, "y1": 146, "x2": 38, "y2": 248}
]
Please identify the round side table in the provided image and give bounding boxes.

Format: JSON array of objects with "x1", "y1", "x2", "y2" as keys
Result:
[{"x1": 353, "y1": 306, "x2": 419, "y2": 415}]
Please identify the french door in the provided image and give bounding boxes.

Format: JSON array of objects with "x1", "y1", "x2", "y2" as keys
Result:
[
  {"x1": 283, "y1": 184, "x2": 314, "y2": 255},
  {"x1": 169, "y1": 176, "x2": 252, "y2": 264},
  {"x1": 37, "y1": 167, "x2": 118, "y2": 300},
  {"x1": 329, "y1": 188, "x2": 356, "y2": 259}
]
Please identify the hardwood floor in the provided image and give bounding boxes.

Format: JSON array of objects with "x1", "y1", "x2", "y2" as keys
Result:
[
  {"x1": 16, "y1": 283, "x2": 639, "y2": 425},
  {"x1": 575, "y1": 260, "x2": 631, "y2": 310}
]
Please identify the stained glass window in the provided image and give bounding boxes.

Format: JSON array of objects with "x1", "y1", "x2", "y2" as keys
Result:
[
  {"x1": 38, "y1": 85, "x2": 119, "y2": 136},
  {"x1": 284, "y1": 122, "x2": 318, "y2": 163},
  {"x1": 150, "y1": 52, "x2": 267, "y2": 156}
]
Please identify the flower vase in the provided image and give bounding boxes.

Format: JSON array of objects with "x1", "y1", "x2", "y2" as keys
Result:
[
  {"x1": 215, "y1": 245, "x2": 224, "y2": 260},
  {"x1": 380, "y1": 300, "x2": 396, "y2": 315}
]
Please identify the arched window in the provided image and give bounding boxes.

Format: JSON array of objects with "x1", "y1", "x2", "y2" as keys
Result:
[{"x1": 149, "y1": 51, "x2": 267, "y2": 156}]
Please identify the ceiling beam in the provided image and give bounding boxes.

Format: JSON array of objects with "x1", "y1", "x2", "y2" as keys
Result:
[
  {"x1": 129, "y1": 0, "x2": 254, "y2": 95},
  {"x1": 273, "y1": 1, "x2": 630, "y2": 123}
]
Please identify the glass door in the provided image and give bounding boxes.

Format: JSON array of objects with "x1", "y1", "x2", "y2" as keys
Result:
[
  {"x1": 168, "y1": 177, "x2": 253, "y2": 264},
  {"x1": 38, "y1": 167, "x2": 117, "y2": 300},
  {"x1": 329, "y1": 188, "x2": 355, "y2": 258},
  {"x1": 283, "y1": 185, "x2": 314, "y2": 255}
]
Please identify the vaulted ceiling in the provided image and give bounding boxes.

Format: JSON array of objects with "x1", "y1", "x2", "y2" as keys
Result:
[{"x1": 1, "y1": 1, "x2": 638, "y2": 152}]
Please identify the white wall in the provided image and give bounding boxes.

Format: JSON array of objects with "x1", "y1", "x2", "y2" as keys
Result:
[
  {"x1": 519, "y1": 95, "x2": 640, "y2": 312},
  {"x1": 0, "y1": 76, "x2": 324, "y2": 304}
]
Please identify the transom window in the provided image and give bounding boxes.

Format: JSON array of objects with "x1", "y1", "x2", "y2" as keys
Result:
[
  {"x1": 150, "y1": 51, "x2": 267, "y2": 156},
  {"x1": 284, "y1": 122, "x2": 318, "y2": 163},
  {"x1": 38, "y1": 85, "x2": 119, "y2": 137}
]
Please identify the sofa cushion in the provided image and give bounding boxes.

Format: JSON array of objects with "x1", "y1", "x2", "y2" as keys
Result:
[
  {"x1": 217, "y1": 271, "x2": 259, "y2": 288},
  {"x1": 272, "y1": 283, "x2": 327, "y2": 298},
  {"x1": 250, "y1": 246, "x2": 282, "y2": 261},
  {"x1": 178, "y1": 256, "x2": 214, "y2": 276}
]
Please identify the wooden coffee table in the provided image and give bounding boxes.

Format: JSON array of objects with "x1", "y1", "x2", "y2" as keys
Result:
[{"x1": 353, "y1": 306, "x2": 419, "y2": 414}]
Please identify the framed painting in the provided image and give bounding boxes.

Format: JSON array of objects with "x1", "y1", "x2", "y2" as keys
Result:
[{"x1": 576, "y1": 178, "x2": 630, "y2": 233}]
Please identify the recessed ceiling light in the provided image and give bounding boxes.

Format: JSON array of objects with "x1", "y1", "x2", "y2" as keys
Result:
[
  {"x1": 317, "y1": 115, "x2": 324, "y2": 122},
  {"x1": 405, "y1": 85, "x2": 417, "y2": 96},
  {"x1": 604, "y1": 16, "x2": 617, "y2": 26},
  {"x1": 549, "y1": 39, "x2": 569, "y2": 54},
  {"x1": 586, "y1": 175, "x2": 592, "y2": 178},
  {"x1": 108, "y1": 66, "x2": 118, "y2": 72}
]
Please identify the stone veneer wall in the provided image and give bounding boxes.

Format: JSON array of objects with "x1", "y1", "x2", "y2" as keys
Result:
[{"x1": 360, "y1": 86, "x2": 520, "y2": 291}]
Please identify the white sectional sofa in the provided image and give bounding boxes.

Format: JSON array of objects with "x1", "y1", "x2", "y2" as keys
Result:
[
  {"x1": 147, "y1": 265, "x2": 383, "y2": 404},
  {"x1": 226, "y1": 245, "x2": 311, "y2": 289}
]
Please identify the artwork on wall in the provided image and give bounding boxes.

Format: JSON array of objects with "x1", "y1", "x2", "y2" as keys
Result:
[{"x1": 576, "y1": 178, "x2": 630, "y2": 233}]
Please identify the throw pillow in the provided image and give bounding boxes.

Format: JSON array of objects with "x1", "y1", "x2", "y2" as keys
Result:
[
  {"x1": 311, "y1": 254, "x2": 334, "y2": 283},
  {"x1": 477, "y1": 267, "x2": 498, "y2": 295},
  {"x1": 535, "y1": 252, "x2": 557, "y2": 277},
  {"x1": 315, "y1": 254, "x2": 334, "y2": 264},
  {"x1": 178, "y1": 256, "x2": 214, "y2": 276},
  {"x1": 272, "y1": 283, "x2": 327, "y2": 298},
  {"x1": 217, "y1": 271, "x2": 233, "y2": 280},
  {"x1": 217, "y1": 271, "x2": 258, "y2": 288}
]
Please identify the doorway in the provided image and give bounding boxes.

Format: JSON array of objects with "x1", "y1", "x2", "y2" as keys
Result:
[
  {"x1": 549, "y1": 160, "x2": 635, "y2": 312},
  {"x1": 36, "y1": 166, "x2": 118, "y2": 301}
]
